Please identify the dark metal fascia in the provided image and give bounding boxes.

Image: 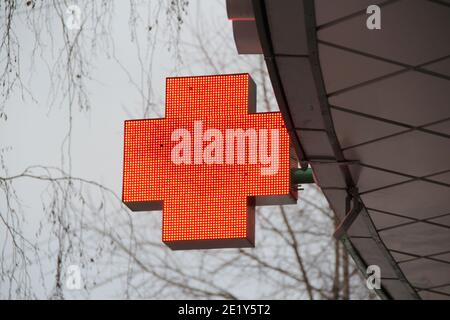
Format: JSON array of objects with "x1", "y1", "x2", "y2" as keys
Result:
[{"x1": 251, "y1": 0, "x2": 309, "y2": 169}]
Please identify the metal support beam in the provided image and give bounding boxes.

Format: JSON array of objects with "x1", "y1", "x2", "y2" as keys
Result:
[
  {"x1": 290, "y1": 167, "x2": 315, "y2": 185},
  {"x1": 333, "y1": 189, "x2": 363, "y2": 240}
]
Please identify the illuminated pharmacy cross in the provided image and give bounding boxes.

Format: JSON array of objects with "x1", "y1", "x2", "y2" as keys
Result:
[{"x1": 122, "y1": 74, "x2": 293, "y2": 250}]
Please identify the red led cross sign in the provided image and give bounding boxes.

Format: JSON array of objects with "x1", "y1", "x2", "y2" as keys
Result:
[{"x1": 122, "y1": 74, "x2": 296, "y2": 250}]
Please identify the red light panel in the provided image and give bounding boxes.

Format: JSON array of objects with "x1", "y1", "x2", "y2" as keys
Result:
[{"x1": 122, "y1": 74, "x2": 295, "y2": 250}]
